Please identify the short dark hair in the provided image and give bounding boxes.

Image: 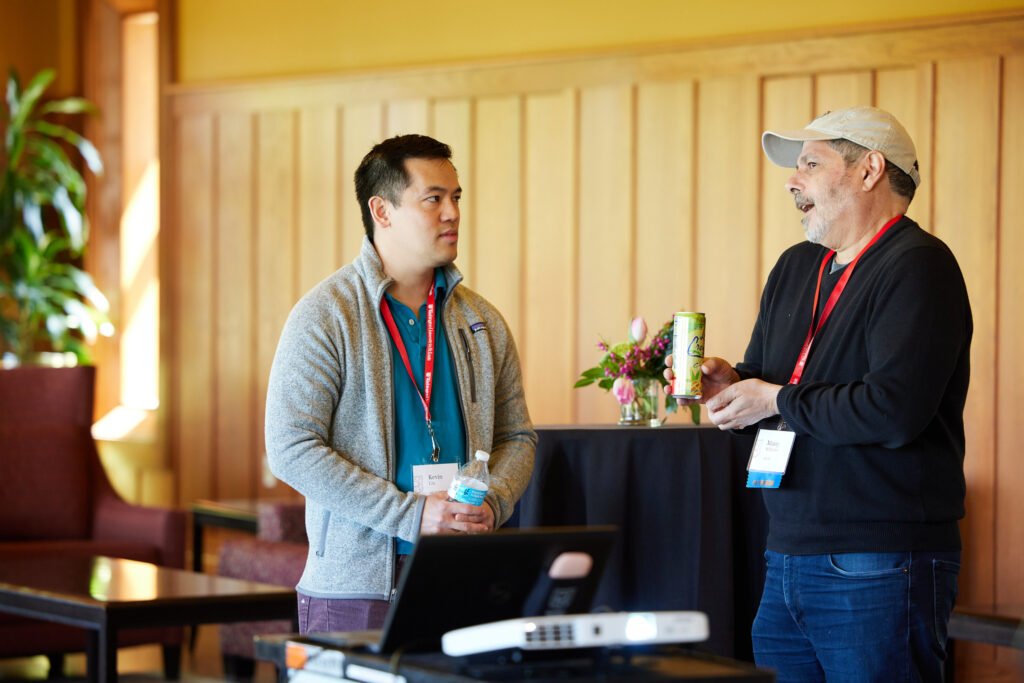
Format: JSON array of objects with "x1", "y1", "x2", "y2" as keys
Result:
[
  {"x1": 354, "y1": 134, "x2": 453, "y2": 241},
  {"x1": 827, "y1": 138, "x2": 916, "y2": 203}
]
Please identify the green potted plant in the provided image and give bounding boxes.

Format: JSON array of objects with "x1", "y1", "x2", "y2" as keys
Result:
[{"x1": 0, "y1": 67, "x2": 110, "y2": 367}]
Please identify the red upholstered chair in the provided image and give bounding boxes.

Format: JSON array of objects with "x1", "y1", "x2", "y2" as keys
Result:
[
  {"x1": 217, "y1": 500, "x2": 306, "y2": 679},
  {"x1": 0, "y1": 365, "x2": 187, "y2": 678}
]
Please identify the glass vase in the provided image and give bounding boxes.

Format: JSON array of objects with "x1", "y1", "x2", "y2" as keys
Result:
[{"x1": 617, "y1": 377, "x2": 661, "y2": 427}]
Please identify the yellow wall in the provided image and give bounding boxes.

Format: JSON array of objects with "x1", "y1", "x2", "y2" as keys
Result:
[
  {"x1": 2, "y1": 0, "x2": 1021, "y2": 91},
  {"x1": 177, "y1": 0, "x2": 1024, "y2": 83},
  {"x1": 0, "y1": 0, "x2": 78, "y2": 96}
]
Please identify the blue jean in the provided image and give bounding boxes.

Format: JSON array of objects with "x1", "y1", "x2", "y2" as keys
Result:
[{"x1": 752, "y1": 550, "x2": 960, "y2": 683}]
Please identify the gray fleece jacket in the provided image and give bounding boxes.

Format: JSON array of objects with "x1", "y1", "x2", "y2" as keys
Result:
[{"x1": 265, "y1": 237, "x2": 537, "y2": 600}]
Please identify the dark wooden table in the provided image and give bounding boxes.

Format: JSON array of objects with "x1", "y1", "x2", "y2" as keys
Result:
[
  {"x1": 946, "y1": 603, "x2": 1024, "y2": 681},
  {"x1": 190, "y1": 498, "x2": 262, "y2": 572},
  {"x1": 949, "y1": 603, "x2": 1023, "y2": 649},
  {"x1": 0, "y1": 555, "x2": 297, "y2": 683}
]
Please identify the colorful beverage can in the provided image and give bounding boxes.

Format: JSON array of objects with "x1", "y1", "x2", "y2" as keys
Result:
[{"x1": 671, "y1": 312, "x2": 705, "y2": 399}]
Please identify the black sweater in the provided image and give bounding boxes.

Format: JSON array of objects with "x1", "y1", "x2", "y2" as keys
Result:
[{"x1": 736, "y1": 216, "x2": 972, "y2": 554}]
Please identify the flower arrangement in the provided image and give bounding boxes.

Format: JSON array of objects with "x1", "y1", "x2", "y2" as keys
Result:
[{"x1": 574, "y1": 316, "x2": 700, "y2": 425}]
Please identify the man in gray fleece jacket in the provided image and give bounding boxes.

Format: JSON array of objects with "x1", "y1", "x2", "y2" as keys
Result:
[{"x1": 265, "y1": 134, "x2": 536, "y2": 634}]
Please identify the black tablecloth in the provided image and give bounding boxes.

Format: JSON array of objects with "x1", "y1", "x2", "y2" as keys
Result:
[{"x1": 515, "y1": 424, "x2": 767, "y2": 661}]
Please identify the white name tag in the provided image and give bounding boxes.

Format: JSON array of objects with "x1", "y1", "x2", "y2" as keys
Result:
[
  {"x1": 746, "y1": 427, "x2": 796, "y2": 489},
  {"x1": 412, "y1": 463, "x2": 458, "y2": 495}
]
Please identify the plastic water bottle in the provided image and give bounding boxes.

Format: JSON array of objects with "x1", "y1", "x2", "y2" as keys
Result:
[{"x1": 447, "y1": 450, "x2": 490, "y2": 506}]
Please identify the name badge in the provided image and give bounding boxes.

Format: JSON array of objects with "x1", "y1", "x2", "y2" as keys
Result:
[
  {"x1": 746, "y1": 427, "x2": 796, "y2": 489},
  {"x1": 412, "y1": 463, "x2": 458, "y2": 495}
]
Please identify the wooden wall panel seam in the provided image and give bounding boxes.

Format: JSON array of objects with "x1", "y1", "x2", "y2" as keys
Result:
[
  {"x1": 570, "y1": 87, "x2": 581, "y2": 424},
  {"x1": 467, "y1": 97, "x2": 478, "y2": 286},
  {"x1": 291, "y1": 109, "x2": 301, "y2": 314},
  {"x1": 517, "y1": 93, "x2": 528, "y2": 367},
  {"x1": 992, "y1": 55, "x2": 1005, "y2": 590},
  {"x1": 335, "y1": 107, "x2": 345, "y2": 272},
  {"x1": 427, "y1": 98, "x2": 435, "y2": 140},
  {"x1": 755, "y1": 76, "x2": 765, "y2": 290},
  {"x1": 209, "y1": 113, "x2": 220, "y2": 498},
  {"x1": 249, "y1": 110, "x2": 262, "y2": 499},
  {"x1": 927, "y1": 61, "x2": 938, "y2": 235},
  {"x1": 689, "y1": 79, "x2": 700, "y2": 310},
  {"x1": 628, "y1": 83, "x2": 638, "y2": 317}
]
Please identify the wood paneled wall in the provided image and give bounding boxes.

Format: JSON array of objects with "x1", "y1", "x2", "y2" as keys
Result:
[{"x1": 165, "y1": 12, "x2": 1024, "y2": 675}]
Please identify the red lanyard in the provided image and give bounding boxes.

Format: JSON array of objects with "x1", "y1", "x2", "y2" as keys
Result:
[
  {"x1": 380, "y1": 283, "x2": 437, "y2": 423},
  {"x1": 788, "y1": 215, "x2": 902, "y2": 385}
]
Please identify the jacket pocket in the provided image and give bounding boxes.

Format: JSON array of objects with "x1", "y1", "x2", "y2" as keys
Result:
[
  {"x1": 314, "y1": 509, "x2": 330, "y2": 557},
  {"x1": 458, "y1": 327, "x2": 477, "y2": 403}
]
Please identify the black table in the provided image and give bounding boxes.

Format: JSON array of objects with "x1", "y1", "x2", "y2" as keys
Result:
[
  {"x1": 516, "y1": 424, "x2": 767, "y2": 661},
  {"x1": 255, "y1": 634, "x2": 776, "y2": 682}
]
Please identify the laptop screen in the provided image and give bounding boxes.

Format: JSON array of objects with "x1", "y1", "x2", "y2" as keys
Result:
[{"x1": 309, "y1": 525, "x2": 616, "y2": 654}]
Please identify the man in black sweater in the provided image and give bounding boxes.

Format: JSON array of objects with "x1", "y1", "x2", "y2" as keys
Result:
[{"x1": 672, "y1": 106, "x2": 971, "y2": 682}]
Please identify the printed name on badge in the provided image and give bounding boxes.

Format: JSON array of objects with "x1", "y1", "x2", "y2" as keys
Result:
[
  {"x1": 746, "y1": 428, "x2": 796, "y2": 489},
  {"x1": 412, "y1": 462, "x2": 459, "y2": 495}
]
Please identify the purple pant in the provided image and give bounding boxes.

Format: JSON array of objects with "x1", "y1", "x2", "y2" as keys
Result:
[{"x1": 297, "y1": 556, "x2": 408, "y2": 634}]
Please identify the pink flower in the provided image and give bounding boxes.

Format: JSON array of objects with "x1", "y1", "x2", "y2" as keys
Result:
[
  {"x1": 629, "y1": 317, "x2": 647, "y2": 344},
  {"x1": 612, "y1": 376, "x2": 635, "y2": 405}
]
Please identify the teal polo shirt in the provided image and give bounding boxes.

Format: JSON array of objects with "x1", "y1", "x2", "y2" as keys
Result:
[{"x1": 385, "y1": 269, "x2": 467, "y2": 554}]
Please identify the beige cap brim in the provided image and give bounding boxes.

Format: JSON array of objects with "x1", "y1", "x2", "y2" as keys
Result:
[{"x1": 761, "y1": 128, "x2": 841, "y2": 169}]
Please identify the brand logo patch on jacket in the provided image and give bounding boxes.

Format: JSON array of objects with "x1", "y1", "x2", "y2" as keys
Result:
[{"x1": 470, "y1": 322, "x2": 486, "y2": 334}]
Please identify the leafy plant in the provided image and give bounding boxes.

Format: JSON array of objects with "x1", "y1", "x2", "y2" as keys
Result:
[
  {"x1": 0, "y1": 67, "x2": 109, "y2": 365},
  {"x1": 574, "y1": 316, "x2": 700, "y2": 424}
]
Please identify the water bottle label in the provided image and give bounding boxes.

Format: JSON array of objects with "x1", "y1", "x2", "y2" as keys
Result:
[{"x1": 449, "y1": 478, "x2": 487, "y2": 506}]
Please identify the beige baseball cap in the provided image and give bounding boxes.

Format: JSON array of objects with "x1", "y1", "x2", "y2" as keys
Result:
[{"x1": 761, "y1": 106, "x2": 921, "y2": 187}]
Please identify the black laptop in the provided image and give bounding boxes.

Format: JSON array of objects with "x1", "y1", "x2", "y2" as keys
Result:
[{"x1": 305, "y1": 525, "x2": 616, "y2": 654}]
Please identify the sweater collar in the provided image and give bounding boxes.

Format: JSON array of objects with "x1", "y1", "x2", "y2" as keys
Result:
[{"x1": 356, "y1": 235, "x2": 464, "y2": 304}]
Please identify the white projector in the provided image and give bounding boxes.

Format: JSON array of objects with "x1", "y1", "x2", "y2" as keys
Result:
[{"x1": 441, "y1": 611, "x2": 709, "y2": 657}]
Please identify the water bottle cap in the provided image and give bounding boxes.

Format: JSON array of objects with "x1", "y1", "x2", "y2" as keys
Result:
[{"x1": 474, "y1": 450, "x2": 490, "y2": 462}]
